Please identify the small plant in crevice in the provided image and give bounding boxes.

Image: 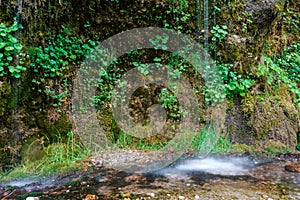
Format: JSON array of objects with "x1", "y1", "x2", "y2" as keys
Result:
[
  {"x1": 280, "y1": 8, "x2": 299, "y2": 35},
  {"x1": 149, "y1": 33, "x2": 169, "y2": 50},
  {"x1": 158, "y1": 88, "x2": 184, "y2": 120},
  {"x1": 218, "y1": 63, "x2": 254, "y2": 98},
  {"x1": 164, "y1": 0, "x2": 191, "y2": 32},
  {"x1": 211, "y1": 24, "x2": 228, "y2": 42},
  {"x1": 0, "y1": 18, "x2": 26, "y2": 78},
  {"x1": 239, "y1": 11, "x2": 253, "y2": 33}
]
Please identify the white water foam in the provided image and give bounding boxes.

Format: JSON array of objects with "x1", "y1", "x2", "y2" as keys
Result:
[{"x1": 175, "y1": 157, "x2": 254, "y2": 176}]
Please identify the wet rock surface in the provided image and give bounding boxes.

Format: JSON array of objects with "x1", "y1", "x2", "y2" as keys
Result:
[{"x1": 0, "y1": 153, "x2": 300, "y2": 199}]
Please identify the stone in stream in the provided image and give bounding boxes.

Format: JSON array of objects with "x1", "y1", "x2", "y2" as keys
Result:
[
  {"x1": 284, "y1": 163, "x2": 300, "y2": 173},
  {"x1": 26, "y1": 197, "x2": 39, "y2": 200}
]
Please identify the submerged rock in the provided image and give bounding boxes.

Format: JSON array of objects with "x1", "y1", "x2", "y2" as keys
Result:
[{"x1": 26, "y1": 197, "x2": 39, "y2": 200}]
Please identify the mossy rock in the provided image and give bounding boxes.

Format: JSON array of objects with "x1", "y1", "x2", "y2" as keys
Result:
[
  {"x1": 226, "y1": 94, "x2": 299, "y2": 149},
  {"x1": 36, "y1": 111, "x2": 72, "y2": 142},
  {"x1": 21, "y1": 138, "x2": 45, "y2": 164},
  {"x1": 0, "y1": 81, "x2": 12, "y2": 116},
  {"x1": 0, "y1": 129, "x2": 22, "y2": 170},
  {"x1": 231, "y1": 143, "x2": 255, "y2": 154}
]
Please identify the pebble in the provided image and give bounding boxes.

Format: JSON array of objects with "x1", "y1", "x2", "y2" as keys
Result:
[
  {"x1": 26, "y1": 198, "x2": 39, "y2": 200},
  {"x1": 147, "y1": 192, "x2": 155, "y2": 197},
  {"x1": 178, "y1": 195, "x2": 186, "y2": 200},
  {"x1": 194, "y1": 195, "x2": 200, "y2": 200},
  {"x1": 285, "y1": 164, "x2": 300, "y2": 173},
  {"x1": 82, "y1": 194, "x2": 98, "y2": 200}
]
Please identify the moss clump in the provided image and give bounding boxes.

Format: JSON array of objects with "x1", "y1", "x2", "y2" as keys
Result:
[
  {"x1": 0, "y1": 81, "x2": 12, "y2": 116},
  {"x1": 36, "y1": 112, "x2": 72, "y2": 142},
  {"x1": 231, "y1": 143, "x2": 255, "y2": 154},
  {"x1": 263, "y1": 140, "x2": 290, "y2": 155},
  {"x1": 21, "y1": 138, "x2": 45, "y2": 164}
]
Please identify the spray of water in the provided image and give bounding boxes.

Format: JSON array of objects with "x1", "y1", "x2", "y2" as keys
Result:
[{"x1": 175, "y1": 157, "x2": 254, "y2": 176}]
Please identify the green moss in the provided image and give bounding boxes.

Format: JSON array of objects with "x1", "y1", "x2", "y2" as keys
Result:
[
  {"x1": 0, "y1": 81, "x2": 11, "y2": 116},
  {"x1": 21, "y1": 138, "x2": 45, "y2": 164},
  {"x1": 15, "y1": 192, "x2": 44, "y2": 200},
  {"x1": 264, "y1": 140, "x2": 290, "y2": 154},
  {"x1": 241, "y1": 93, "x2": 256, "y2": 116},
  {"x1": 232, "y1": 143, "x2": 255, "y2": 154},
  {"x1": 36, "y1": 113, "x2": 72, "y2": 141}
]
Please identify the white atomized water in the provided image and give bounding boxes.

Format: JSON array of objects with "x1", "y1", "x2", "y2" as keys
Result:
[{"x1": 174, "y1": 157, "x2": 255, "y2": 176}]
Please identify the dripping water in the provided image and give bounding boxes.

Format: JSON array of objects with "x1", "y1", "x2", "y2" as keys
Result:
[
  {"x1": 196, "y1": 0, "x2": 201, "y2": 43},
  {"x1": 10, "y1": 0, "x2": 23, "y2": 152},
  {"x1": 203, "y1": 0, "x2": 209, "y2": 55},
  {"x1": 212, "y1": 0, "x2": 217, "y2": 61}
]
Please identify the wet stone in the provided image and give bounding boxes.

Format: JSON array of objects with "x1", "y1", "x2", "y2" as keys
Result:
[{"x1": 285, "y1": 163, "x2": 300, "y2": 173}]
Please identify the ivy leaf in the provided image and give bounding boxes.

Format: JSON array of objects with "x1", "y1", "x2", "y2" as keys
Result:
[
  {"x1": 8, "y1": 66, "x2": 15, "y2": 73},
  {"x1": 5, "y1": 46, "x2": 14, "y2": 51},
  {"x1": 0, "y1": 43, "x2": 6, "y2": 49}
]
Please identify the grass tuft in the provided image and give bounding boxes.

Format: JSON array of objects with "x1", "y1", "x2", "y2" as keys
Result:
[{"x1": 0, "y1": 131, "x2": 90, "y2": 181}]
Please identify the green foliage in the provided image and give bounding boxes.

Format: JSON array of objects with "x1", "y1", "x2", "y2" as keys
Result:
[
  {"x1": 164, "y1": 0, "x2": 191, "y2": 31},
  {"x1": 49, "y1": 130, "x2": 90, "y2": 163},
  {"x1": 280, "y1": 8, "x2": 299, "y2": 35},
  {"x1": 0, "y1": 18, "x2": 26, "y2": 78},
  {"x1": 296, "y1": 131, "x2": 300, "y2": 151},
  {"x1": 275, "y1": 42, "x2": 300, "y2": 83},
  {"x1": 91, "y1": 60, "x2": 121, "y2": 107},
  {"x1": 158, "y1": 88, "x2": 184, "y2": 119},
  {"x1": 256, "y1": 43, "x2": 300, "y2": 107},
  {"x1": 211, "y1": 25, "x2": 228, "y2": 42},
  {"x1": 202, "y1": 65, "x2": 226, "y2": 105},
  {"x1": 30, "y1": 29, "x2": 99, "y2": 107},
  {"x1": 218, "y1": 63, "x2": 254, "y2": 98},
  {"x1": 132, "y1": 62, "x2": 150, "y2": 76},
  {"x1": 0, "y1": 131, "x2": 90, "y2": 181},
  {"x1": 15, "y1": 192, "x2": 44, "y2": 200},
  {"x1": 149, "y1": 34, "x2": 169, "y2": 50},
  {"x1": 30, "y1": 32, "x2": 98, "y2": 79},
  {"x1": 239, "y1": 11, "x2": 253, "y2": 33},
  {"x1": 256, "y1": 56, "x2": 289, "y2": 86},
  {"x1": 116, "y1": 132, "x2": 166, "y2": 150},
  {"x1": 190, "y1": 128, "x2": 232, "y2": 153}
]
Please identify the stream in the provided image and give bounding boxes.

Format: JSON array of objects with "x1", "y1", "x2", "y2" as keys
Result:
[{"x1": 0, "y1": 153, "x2": 300, "y2": 200}]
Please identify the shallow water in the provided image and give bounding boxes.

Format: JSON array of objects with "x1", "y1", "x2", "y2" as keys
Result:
[{"x1": 1, "y1": 154, "x2": 300, "y2": 199}]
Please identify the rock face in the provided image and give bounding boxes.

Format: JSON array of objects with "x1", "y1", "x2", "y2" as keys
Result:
[
  {"x1": 245, "y1": 0, "x2": 278, "y2": 28},
  {"x1": 0, "y1": 0, "x2": 299, "y2": 169},
  {"x1": 225, "y1": 95, "x2": 299, "y2": 150}
]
